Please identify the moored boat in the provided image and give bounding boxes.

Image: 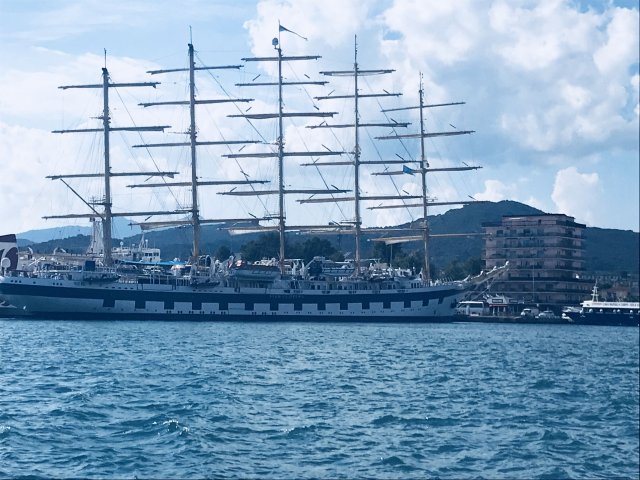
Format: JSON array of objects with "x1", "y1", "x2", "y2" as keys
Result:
[{"x1": 563, "y1": 284, "x2": 639, "y2": 326}]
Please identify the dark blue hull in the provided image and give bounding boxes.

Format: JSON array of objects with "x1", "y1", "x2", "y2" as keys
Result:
[
  {"x1": 565, "y1": 312, "x2": 639, "y2": 327},
  {"x1": 19, "y1": 311, "x2": 457, "y2": 322}
]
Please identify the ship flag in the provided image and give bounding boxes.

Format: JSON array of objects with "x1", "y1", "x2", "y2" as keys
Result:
[
  {"x1": 402, "y1": 165, "x2": 415, "y2": 175},
  {"x1": 279, "y1": 23, "x2": 308, "y2": 41}
]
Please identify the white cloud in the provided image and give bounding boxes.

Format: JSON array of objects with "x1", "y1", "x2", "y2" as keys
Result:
[
  {"x1": 489, "y1": 0, "x2": 600, "y2": 71},
  {"x1": 486, "y1": 2, "x2": 638, "y2": 157},
  {"x1": 381, "y1": 0, "x2": 481, "y2": 66},
  {"x1": 551, "y1": 167, "x2": 601, "y2": 225},
  {"x1": 593, "y1": 7, "x2": 640, "y2": 76},
  {"x1": 560, "y1": 82, "x2": 593, "y2": 111},
  {"x1": 522, "y1": 195, "x2": 548, "y2": 213},
  {"x1": 0, "y1": 52, "x2": 162, "y2": 127},
  {"x1": 474, "y1": 179, "x2": 516, "y2": 202},
  {"x1": 631, "y1": 74, "x2": 640, "y2": 118},
  {"x1": 0, "y1": 122, "x2": 74, "y2": 233}
]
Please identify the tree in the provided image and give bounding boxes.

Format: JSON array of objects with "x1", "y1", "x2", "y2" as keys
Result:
[
  {"x1": 240, "y1": 233, "x2": 280, "y2": 262},
  {"x1": 215, "y1": 245, "x2": 231, "y2": 261},
  {"x1": 394, "y1": 250, "x2": 423, "y2": 272},
  {"x1": 441, "y1": 257, "x2": 483, "y2": 280},
  {"x1": 238, "y1": 235, "x2": 344, "y2": 264},
  {"x1": 372, "y1": 241, "x2": 403, "y2": 264},
  {"x1": 297, "y1": 237, "x2": 341, "y2": 263}
]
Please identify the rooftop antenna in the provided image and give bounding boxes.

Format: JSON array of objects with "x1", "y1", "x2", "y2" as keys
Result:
[
  {"x1": 189, "y1": 25, "x2": 193, "y2": 44},
  {"x1": 104, "y1": 48, "x2": 107, "y2": 69}
]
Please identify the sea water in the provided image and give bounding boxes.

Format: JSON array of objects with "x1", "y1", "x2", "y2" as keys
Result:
[{"x1": 0, "y1": 320, "x2": 638, "y2": 479}]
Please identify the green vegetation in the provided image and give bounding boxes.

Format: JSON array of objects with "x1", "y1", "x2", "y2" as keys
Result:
[
  {"x1": 240, "y1": 234, "x2": 344, "y2": 263},
  {"x1": 584, "y1": 227, "x2": 640, "y2": 273},
  {"x1": 439, "y1": 257, "x2": 483, "y2": 280}
]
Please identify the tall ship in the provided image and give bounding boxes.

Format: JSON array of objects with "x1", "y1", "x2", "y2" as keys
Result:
[
  {"x1": 0, "y1": 28, "x2": 506, "y2": 320},
  {"x1": 563, "y1": 284, "x2": 639, "y2": 327}
]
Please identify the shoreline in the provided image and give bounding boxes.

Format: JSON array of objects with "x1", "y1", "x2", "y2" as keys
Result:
[
  {"x1": 0, "y1": 311, "x2": 568, "y2": 323},
  {"x1": 453, "y1": 315, "x2": 567, "y2": 324}
]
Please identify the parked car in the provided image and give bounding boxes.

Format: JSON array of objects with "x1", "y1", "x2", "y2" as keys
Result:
[{"x1": 536, "y1": 310, "x2": 558, "y2": 320}]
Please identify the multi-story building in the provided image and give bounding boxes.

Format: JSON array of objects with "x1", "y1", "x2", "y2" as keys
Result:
[{"x1": 483, "y1": 214, "x2": 592, "y2": 306}]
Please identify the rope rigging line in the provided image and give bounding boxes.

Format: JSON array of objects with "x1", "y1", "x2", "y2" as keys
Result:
[
  {"x1": 364, "y1": 76, "x2": 416, "y2": 223},
  {"x1": 112, "y1": 84, "x2": 184, "y2": 211},
  {"x1": 196, "y1": 51, "x2": 273, "y2": 218},
  {"x1": 283, "y1": 62, "x2": 350, "y2": 221}
]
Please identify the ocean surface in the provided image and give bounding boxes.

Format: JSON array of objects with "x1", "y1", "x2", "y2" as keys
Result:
[{"x1": 0, "y1": 320, "x2": 638, "y2": 479}]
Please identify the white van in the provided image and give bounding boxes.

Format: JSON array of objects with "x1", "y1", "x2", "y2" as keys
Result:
[{"x1": 455, "y1": 301, "x2": 487, "y2": 316}]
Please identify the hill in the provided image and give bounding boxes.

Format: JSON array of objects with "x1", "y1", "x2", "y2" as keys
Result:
[
  {"x1": 17, "y1": 218, "x2": 140, "y2": 245},
  {"x1": 17, "y1": 201, "x2": 639, "y2": 275},
  {"x1": 584, "y1": 227, "x2": 639, "y2": 274}
]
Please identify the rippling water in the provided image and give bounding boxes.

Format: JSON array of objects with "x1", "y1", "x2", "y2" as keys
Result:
[{"x1": 0, "y1": 320, "x2": 638, "y2": 479}]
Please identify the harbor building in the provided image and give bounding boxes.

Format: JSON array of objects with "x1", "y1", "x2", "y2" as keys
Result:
[{"x1": 483, "y1": 214, "x2": 592, "y2": 306}]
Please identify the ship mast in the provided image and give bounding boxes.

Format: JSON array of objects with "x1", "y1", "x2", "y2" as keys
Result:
[
  {"x1": 353, "y1": 40, "x2": 363, "y2": 274},
  {"x1": 373, "y1": 73, "x2": 478, "y2": 283},
  {"x1": 47, "y1": 63, "x2": 173, "y2": 266},
  {"x1": 301, "y1": 36, "x2": 407, "y2": 275},
  {"x1": 187, "y1": 43, "x2": 201, "y2": 259},
  {"x1": 101, "y1": 68, "x2": 113, "y2": 265},
  {"x1": 220, "y1": 27, "x2": 348, "y2": 274},
  {"x1": 128, "y1": 42, "x2": 269, "y2": 264},
  {"x1": 276, "y1": 39, "x2": 286, "y2": 272},
  {"x1": 418, "y1": 77, "x2": 429, "y2": 280}
]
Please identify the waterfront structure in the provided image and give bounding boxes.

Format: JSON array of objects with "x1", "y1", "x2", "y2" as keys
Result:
[{"x1": 483, "y1": 214, "x2": 592, "y2": 306}]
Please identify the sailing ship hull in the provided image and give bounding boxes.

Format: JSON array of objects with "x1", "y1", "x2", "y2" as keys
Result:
[{"x1": 0, "y1": 275, "x2": 465, "y2": 321}]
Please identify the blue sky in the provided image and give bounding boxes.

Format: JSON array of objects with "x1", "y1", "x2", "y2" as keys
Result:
[{"x1": 0, "y1": 0, "x2": 638, "y2": 237}]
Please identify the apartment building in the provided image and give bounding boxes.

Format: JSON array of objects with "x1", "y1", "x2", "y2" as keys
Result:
[{"x1": 483, "y1": 214, "x2": 592, "y2": 306}]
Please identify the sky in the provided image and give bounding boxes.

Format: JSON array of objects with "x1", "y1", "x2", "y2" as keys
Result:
[{"x1": 0, "y1": 0, "x2": 638, "y2": 239}]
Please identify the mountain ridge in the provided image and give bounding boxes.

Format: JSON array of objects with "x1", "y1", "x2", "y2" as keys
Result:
[{"x1": 17, "y1": 217, "x2": 141, "y2": 244}]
